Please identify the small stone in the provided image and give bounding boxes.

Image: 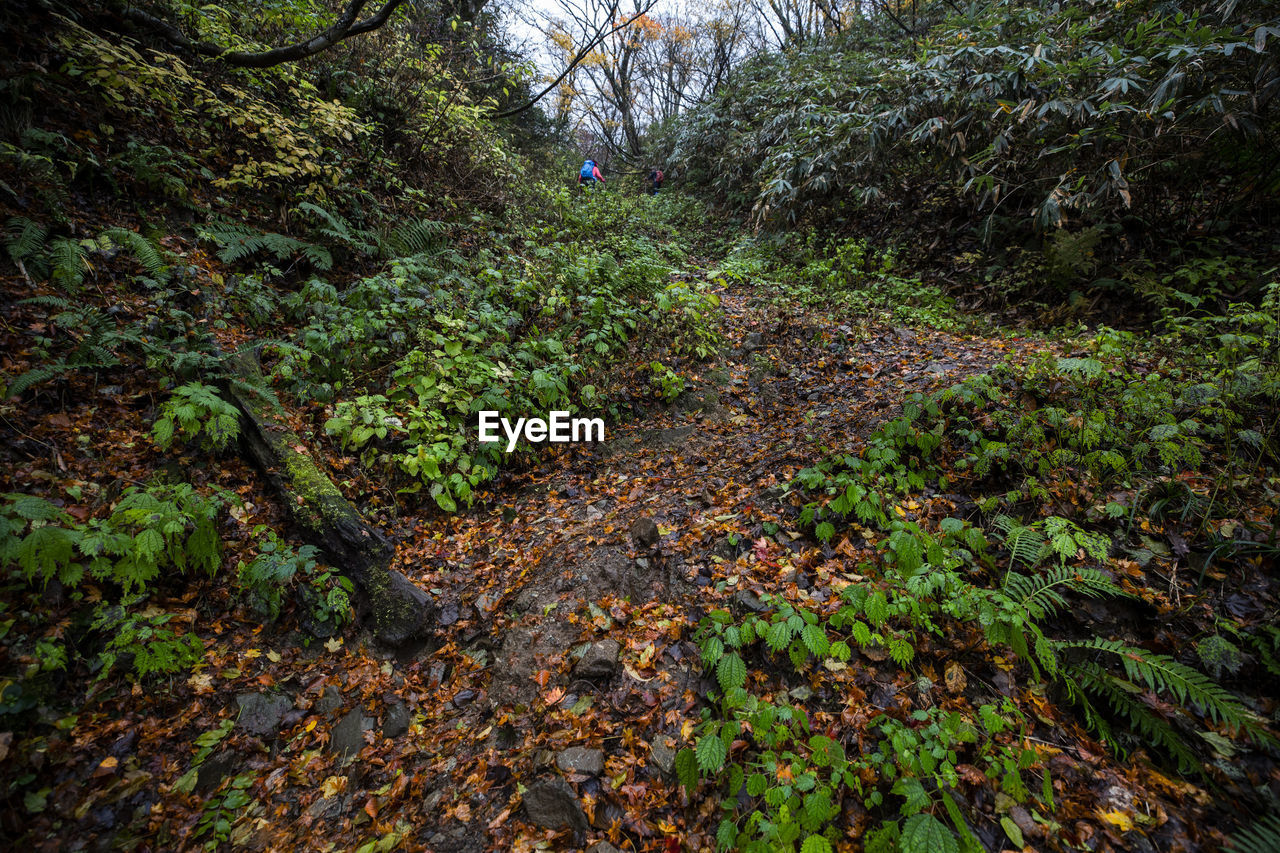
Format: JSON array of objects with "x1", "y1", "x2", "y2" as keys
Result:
[
  {"x1": 574, "y1": 640, "x2": 621, "y2": 681},
  {"x1": 194, "y1": 751, "x2": 238, "y2": 794},
  {"x1": 235, "y1": 692, "x2": 292, "y2": 738},
  {"x1": 382, "y1": 701, "x2": 410, "y2": 738},
  {"x1": 631, "y1": 517, "x2": 660, "y2": 549},
  {"x1": 556, "y1": 747, "x2": 605, "y2": 776},
  {"x1": 743, "y1": 331, "x2": 764, "y2": 352},
  {"x1": 731, "y1": 590, "x2": 767, "y2": 613},
  {"x1": 523, "y1": 778, "x2": 588, "y2": 836},
  {"x1": 316, "y1": 685, "x2": 343, "y2": 715},
  {"x1": 330, "y1": 708, "x2": 372, "y2": 758},
  {"x1": 649, "y1": 737, "x2": 676, "y2": 777}
]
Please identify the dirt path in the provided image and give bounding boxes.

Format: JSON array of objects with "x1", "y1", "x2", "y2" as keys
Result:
[{"x1": 377, "y1": 280, "x2": 1023, "y2": 850}]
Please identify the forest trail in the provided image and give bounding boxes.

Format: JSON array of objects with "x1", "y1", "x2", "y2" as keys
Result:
[{"x1": 367, "y1": 272, "x2": 1030, "y2": 850}]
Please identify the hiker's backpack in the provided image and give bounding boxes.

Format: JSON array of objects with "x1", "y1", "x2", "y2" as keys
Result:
[{"x1": 580, "y1": 161, "x2": 595, "y2": 180}]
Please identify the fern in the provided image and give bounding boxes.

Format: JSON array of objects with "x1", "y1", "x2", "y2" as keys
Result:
[
  {"x1": 100, "y1": 227, "x2": 168, "y2": 282},
  {"x1": 6, "y1": 364, "x2": 70, "y2": 397},
  {"x1": 380, "y1": 219, "x2": 447, "y2": 258},
  {"x1": 1055, "y1": 637, "x2": 1274, "y2": 747},
  {"x1": 1060, "y1": 659, "x2": 1202, "y2": 773},
  {"x1": 1227, "y1": 812, "x2": 1280, "y2": 853},
  {"x1": 5, "y1": 215, "x2": 46, "y2": 263},
  {"x1": 296, "y1": 201, "x2": 377, "y2": 255},
  {"x1": 993, "y1": 514, "x2": 1045, "y2": 568},
  {"x1": 1002, "y1": 566, "x2": 1126, "y2": 622},
  {"x1": 48, "y1": 237, "x2": 91, "y2": 290},
  {"x1": 199, "y1": 221, "x2": 333, "y2": 271}
]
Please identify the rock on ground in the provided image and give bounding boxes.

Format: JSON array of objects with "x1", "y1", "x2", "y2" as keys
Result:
[
  {"x1": 235, "y1": 692, "x2": 292, "y2": 738},
  {"x1": 522, "y1": 778, "x2": 588, "y2": 836}
]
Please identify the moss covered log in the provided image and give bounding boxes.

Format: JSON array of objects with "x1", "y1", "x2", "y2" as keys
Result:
[{"x1": 226, "y1": 351, "x2": 433, "y2": 645}]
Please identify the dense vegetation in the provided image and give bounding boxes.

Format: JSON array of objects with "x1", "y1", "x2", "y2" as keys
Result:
[{"x1": 1, "y1": 0, "x2": 1278, "y2": 850}]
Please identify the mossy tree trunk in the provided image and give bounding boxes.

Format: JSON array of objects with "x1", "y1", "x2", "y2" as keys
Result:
[{"x1": 226, "y1": 351, "x2": 433, "y2": 645}]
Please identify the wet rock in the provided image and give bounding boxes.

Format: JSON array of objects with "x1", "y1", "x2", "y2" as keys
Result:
[
  {"x1": 649, "y1": 736, "x2": 677, "y2": 778},
  {"x1": 574, "y1": 640, "x2": 621, "y2": 681},
  {"x1": 711, "y1": 535, "x2": 745, "y2": 562},
  {"x1": 194, "y1": 751, "x2": 238, "y2": 794},
  {"x1": 109, "y1": 730, "x2": 138, "y2": 758},
  {"x1": 307, "y1": 792, "x2": 350, "y2": 820},
  {"x1": 438, "y1": 601, "x2": 460, "y2": 626},
  {"x1": 316, "y1": 685, "x2": 343, "y2": 715},
  {"x1": 382, "y1": 700, "x2": 410, "y2": 738},
  {"x1": 556, "y1": 747, "x2": 605, "y2": 776},
  {"x1": 235, "y1": 692, "x2": 292, "y2": 738},
  {"x1": 631, "y1": 517, "x2": 660, "y2": 549},
  {"x1": 330, "y1": 708, "x2": 373, "y2": 758},
  {"x1": 523, "y1": 778, "x2": 588, "y2": 836}
]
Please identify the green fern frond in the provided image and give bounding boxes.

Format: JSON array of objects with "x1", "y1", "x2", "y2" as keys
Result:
[
  {"x1": 1063, "y1": 659, "x2": 1201, "y2": 773},
  {"x1": 296, "y1": 201, "x2": 377, "y2": 255},
  {"x1": 5, "y1": 216, "x2": 46, "y2": 262},
  {"x1": 199, "y1": 222, "x2": 333, "y2": 271},
  {"x1": 100, "y1": 227, "x2": 168, "y2": 281},
  {"x1": 48, "y1": 237, "x2": 89, "y2": 290},
  {"x1": 993, "y1": 514, "x2": 1046, "y2": 568},
  {"x1": 6, "y1": 364, "x2": 71, "y2": 396},
  {"x1": 20, "y1": 294, "x2": 72, "y2": 311},
  {"x1": 381, "y1": 219, "x2": 446, "y2": 258},
  {"x1": 1003, "y1": 566, "x2": 1126, "y2": 621},
  {"x1": 1227, "y1": 812, "x2": 1280, "y2": 853},
  {"x1": 1055, "y1": 637, "x2": 1274, "y2": 746}
]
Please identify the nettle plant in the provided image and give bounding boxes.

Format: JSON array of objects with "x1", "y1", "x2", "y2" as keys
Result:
[
  {"x1": 788, "y1": 402, "x2": 1276, "y2": 781},
  {"x1": 679, "y1": 589, "x2": 1052, "y2": 852},
  {"x1": 318, "y1": 227, "x2": 711, "y2": 511}
]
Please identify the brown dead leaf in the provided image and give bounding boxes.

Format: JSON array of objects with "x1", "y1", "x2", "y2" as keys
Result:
[{"x1": 944, "y1": 661, "x2": 967, "y2": 694}]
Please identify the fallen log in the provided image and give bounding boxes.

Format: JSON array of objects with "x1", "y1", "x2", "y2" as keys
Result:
[{"x1": 225, "y1": 350, "x2": 433, "y2": 645}]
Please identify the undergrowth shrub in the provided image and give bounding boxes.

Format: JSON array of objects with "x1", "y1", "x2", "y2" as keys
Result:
[
  {"x1": 0, "y1": 484, "x2": 227, "y2": 683},
  {"x1": 236, "y1": 528, "x2": 352, "y2": 638}
]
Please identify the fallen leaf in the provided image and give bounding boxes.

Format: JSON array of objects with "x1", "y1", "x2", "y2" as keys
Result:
[
  {"x1": 944, "y1": 661, "x2": 967, "y2": 694},
  {"x1": 1099, "y1": 810, "x2": 1134, "y2": 832}
]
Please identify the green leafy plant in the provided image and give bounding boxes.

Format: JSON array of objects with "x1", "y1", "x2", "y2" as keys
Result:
[
  {"x1": 152, "y1": 381, "x2": 241, "y2": 452},
  {"x1": 236, "y1": 528, "x2": 352, "y2": 636}
]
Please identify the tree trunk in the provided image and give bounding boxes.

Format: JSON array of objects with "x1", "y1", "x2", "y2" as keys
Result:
[{"x1": 225, "y1": 351, "x2": 433, "y2": 646}]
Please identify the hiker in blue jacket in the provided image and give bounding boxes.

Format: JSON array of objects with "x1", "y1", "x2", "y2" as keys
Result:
[{"x1": 578, "y1": 159, "x2": 605, "y2": 189}]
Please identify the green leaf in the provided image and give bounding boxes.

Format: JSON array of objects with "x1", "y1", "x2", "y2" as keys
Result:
[
  {"x1": 717, "y1": 819, "x2": 738, "y2": 849},
  {"x1": 696, "y1": 732, "x2": 727, "y2": 774},
  {"x1": 801, "y1": 623, "x2": 830, "y2": 657},
  {"x1": 717, "y1": 653, "x2": 747, "y2": 691},
  {"x1": 675, "y1": 747, "x2": 698, "y2": 792},
  {"x1": 901, "y1": 813, "x2": 958, "y2": 853},
  {"x1": 1000, "y1": 815, "x2": 1024, "y2": 848},
  {"x1": 766, "y1": 619, "x2": 793, "y2": 653},
  {"x1": 801, "y1": 836, "x2": 833, "y2": 853}
]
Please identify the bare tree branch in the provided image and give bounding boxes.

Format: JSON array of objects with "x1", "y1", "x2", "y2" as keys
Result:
[
  {"x1": 492, "y1": 0, "x2": 658, "y2": 119},
  {"x1": 120, "y1": 0, "x2": 435, "y2": 68}
]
